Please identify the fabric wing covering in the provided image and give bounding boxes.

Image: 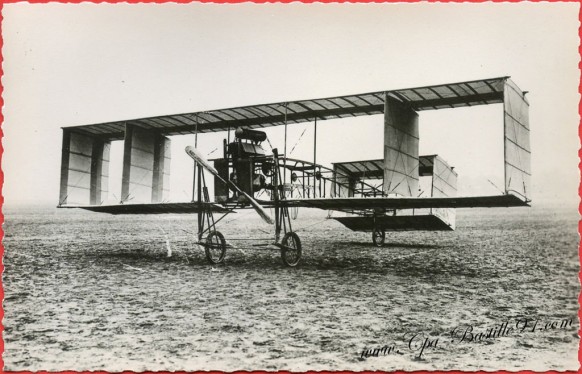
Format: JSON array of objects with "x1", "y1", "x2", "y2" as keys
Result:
[
  {"x1": 503, "y1": 79, "x2": 531, "y2": 200},
  {"x1": 63, "y1": 77, "x2": 508, "y2": 140},
  {"x1": 59, "y1": 76, "x2": 530, "y2": 215},
  {"x1": 383, "y1": 95, "x2": 419, "y2": 197},
  {"x1": 58, "y1": 202, "x2": 233, "y2": 215},
  {"x1": 275, "y1": 194, "x2": 527, "y2": 211}
]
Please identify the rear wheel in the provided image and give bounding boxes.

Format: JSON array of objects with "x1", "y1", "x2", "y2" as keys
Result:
[
  {"x1": 372, "y1": 228, "x2": 385, "y2": 247},
  {"x1": 205, "y1": 231, "x2": 226, "y2": 264},
  {"x1": 281, "y1": 232, "x2": 302, "y2": 267}
]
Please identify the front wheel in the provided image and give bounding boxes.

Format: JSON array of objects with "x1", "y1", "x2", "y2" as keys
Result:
[
  {"x1": 205, "y1": 231, "x2": 226, "y2": 264},
  {"x1": 372, "y1": 228, "x2": 385, "y2": 247},
  {"x1": 280, "y1": 232, "x2": 302, "y2": 267}
]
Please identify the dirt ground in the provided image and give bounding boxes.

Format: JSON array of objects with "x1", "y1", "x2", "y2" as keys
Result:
[{"x1": 2, "y1": 204, "x2": 579, "y2": 371}]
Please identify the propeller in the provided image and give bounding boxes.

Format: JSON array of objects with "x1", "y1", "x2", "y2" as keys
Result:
[{"x1": 185, "y1": 146, "x2": 274, "y2": 225}]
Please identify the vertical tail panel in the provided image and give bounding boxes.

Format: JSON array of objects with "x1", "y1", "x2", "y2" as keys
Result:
[
  {"x1": 161, "y1": 137, "x2": 171, "y2": 202},
  {"x1": 431, "y1": 155, "x2": 458, "y2": 229},
  {"x1": 383, "y1": 94, "x2": 419, "y2": 197},
  {"x1": 121, "y1": 124, "x2": 154, "y2": 203},
  {"x1": 100, "y1": 142, "x2": 111, "y2": 203},
  {"x1": 504, "y1": 79, "x2": 531, "y2": 201},
  {"x1": 59, "y1": 130, "x2": 71, "y2": 205},
  {"x1": 431, "y1": 156, "x2": 457, "y2": 198},
  {"x1": 59, "y1": 130, "x2": 110, "y2": 206},
  {"x1": 90, "y1": 141, "x2": 104, "y2": 205},
  {"x1": 121, "y1": 124, "x2": 133, "y2": 203},
  {"x1": 65, "y1": 132, "x2": 93, "y2": 205},
  {"x1": 122, "y1": 124, "x2": 171, "y2": 204},
  {"x1": 152, "y1": 136, "x2": 171, "y2": 203}
]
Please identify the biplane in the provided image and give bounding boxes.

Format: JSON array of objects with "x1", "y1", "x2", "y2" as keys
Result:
[{"x1": 57, "y1": 77, "x2": 531, "y2": 266}]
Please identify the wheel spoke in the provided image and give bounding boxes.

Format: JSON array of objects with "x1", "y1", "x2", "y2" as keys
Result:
[
  {"x1": 281, "y1": 232, "x2": 302, "y2": 267},
  {"x1": 372, "y1": 228, "x2": 385, "y2": 247},
  {"x1": 205, "y1": 231, "x2": 226, "y2": 264}
]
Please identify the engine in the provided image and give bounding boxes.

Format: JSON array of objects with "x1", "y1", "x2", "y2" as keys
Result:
[{"x1": 213, "y1": 127, "x2": 271, "y2": 203}]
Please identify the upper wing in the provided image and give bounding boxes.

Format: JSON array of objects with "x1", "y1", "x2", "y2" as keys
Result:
[
  {"x1": 62, "y1": 77, "x2": 508, "y2": 140},
  {"x1": 58, "y1": 202, "x2": 234, "y2": 215},
  {"x1": 269, "y1": 194, "x2": 529, "y2": 211}
]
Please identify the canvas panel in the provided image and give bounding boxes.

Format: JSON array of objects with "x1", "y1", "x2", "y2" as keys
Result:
[
  {"x1": 430, "y1": 156, "x2": 458, "y2": 230},
  {"x1": 504, "y1": 79, "x2": 531, "y2": 200},
  {"x1": 122, "y1": 125, "x2": 171, "y2": 204},
  {"x1": 383, "y1": 95, "x2": 419, "y2": 197},
  {"x1": 59, "y1": 131, "x2": 110, "y2": 205}
]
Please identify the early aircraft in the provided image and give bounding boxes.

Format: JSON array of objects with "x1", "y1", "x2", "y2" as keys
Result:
[{"x1": 57, "y1": 77, "x2": 531, "y2": 266}]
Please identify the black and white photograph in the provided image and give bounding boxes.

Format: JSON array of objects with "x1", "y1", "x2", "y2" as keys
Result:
[{"x1": 2, "y1": 2, "x2": 580, "y2": 371}]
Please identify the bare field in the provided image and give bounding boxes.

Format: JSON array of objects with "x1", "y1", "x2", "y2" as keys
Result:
[{"x1": 2, "y1": 204, "x2": 579, "y2": 371}]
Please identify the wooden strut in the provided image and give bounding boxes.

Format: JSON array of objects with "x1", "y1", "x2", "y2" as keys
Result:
[
  {"x1": 192, "y1": 116, "x2": 199, "y2": 202},
  {"x1": 273, "y1": 149, "x2": 293, "y2": 244},
  {"x1": 197, "y1": 168, "x2": 221, "y2": 241},
  {"x1": 283, "y1": 104, "x2": 288, "y2": 184},
  {"x1": 197, "y1": 167, "x2": 204, "y2": 240}
]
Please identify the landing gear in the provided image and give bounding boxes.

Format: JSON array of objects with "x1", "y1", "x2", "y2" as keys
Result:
[
  {"x1": 280, "y1": 232, "x2": 302, "y2": 267},
  {"x1": 270, "y1": 149, "x2": 303, "y2": 267},
  {"x1": 195, "y1": 167, "x2": 230, "y2": 265},
  {"x1": 205, "y1": 231, "x2": 226, "y2": 264},
  {"x1": 372, "y1": 228, "x2": 385, "y2": 247}
]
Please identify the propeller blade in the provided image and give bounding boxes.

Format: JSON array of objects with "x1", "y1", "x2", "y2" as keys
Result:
[
  {"x1": 185, "y1": 146, "x2": 219, "y2": 175},
  {"x1": 185, "y1": 146, "x2": 274, "y2": 225},
  {"x1": 244, "y1": 195, "x2": 274, "y2": 225}
]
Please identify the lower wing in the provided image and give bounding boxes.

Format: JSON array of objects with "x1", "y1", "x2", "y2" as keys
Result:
[
  {"x1": 266, "y1": 194, "x2": 529, "y2": 211},
  {"x1": 58, "y1": 202, "x2": 234, "y2": 215}
]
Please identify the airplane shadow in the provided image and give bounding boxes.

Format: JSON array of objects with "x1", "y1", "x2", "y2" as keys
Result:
[
  {"x1": 88, "y1": 247, "x2": 483, "y2": 279},
  {"x1": 85, "y1": 239, "x2": 481, "y2": 278},
  {"x1": 341, "y1": 241, "x2": 441, "y2": 249}
]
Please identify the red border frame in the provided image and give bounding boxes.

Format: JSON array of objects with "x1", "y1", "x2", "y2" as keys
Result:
[{"x1": 0, "y1": 1, "x2": 579, "y2": 374}]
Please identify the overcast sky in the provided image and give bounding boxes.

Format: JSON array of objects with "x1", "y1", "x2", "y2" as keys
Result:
[{"x1": 2, "y1": 3, "x2": 579, "y2": 206}]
